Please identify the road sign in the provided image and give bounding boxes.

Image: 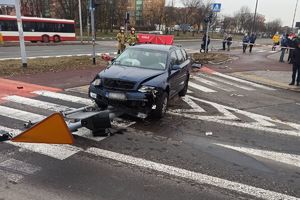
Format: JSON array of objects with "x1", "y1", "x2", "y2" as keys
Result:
[
  {"x1": 212, "y1": 3, "x2": 221, "y2": 12},
  {"x1": 296, "y1": 22, "x2": 300, "y2": 28}
]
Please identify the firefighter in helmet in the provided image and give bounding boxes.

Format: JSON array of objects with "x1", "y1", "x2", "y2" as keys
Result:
[
  {"x1": 128, "y1": 27, "x2": 138, "y2": 46},
  {"x1": 116, "y1": 26, "x2": 127, "y2": 54}
]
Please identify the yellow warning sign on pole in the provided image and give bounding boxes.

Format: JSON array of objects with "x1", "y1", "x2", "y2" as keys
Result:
[{"x1": 11, "y1": 113, "x2": 74, "y2": 144}]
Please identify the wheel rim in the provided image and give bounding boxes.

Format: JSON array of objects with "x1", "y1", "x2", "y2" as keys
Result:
[
  {"x1": 43, "y1": 36, "x2": 49, "y2": 43},
  {"x1": 162, "y1": 96, "x2": 168, "y2": 114}
]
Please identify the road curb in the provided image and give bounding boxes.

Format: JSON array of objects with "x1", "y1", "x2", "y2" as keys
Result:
[{"x1": 231, "y1": 72, "x2": 300, "y2": 92}]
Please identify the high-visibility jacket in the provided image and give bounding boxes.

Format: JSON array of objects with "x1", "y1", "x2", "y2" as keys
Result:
[{"x1": 272, "y1": 34, "x2": 280, "y2": 43}]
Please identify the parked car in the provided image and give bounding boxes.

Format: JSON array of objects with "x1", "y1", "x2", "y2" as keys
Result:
[
  {"x1": 89, "y1": 44, "x2": 191, "y2": 119},
  {"x1": 148, "y1": 31, "x2": 163, "y2": 35}
]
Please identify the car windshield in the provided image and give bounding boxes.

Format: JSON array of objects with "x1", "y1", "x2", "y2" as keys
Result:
[{"x1": 113, "y1": 48, "x2": 168, "y2": 70}]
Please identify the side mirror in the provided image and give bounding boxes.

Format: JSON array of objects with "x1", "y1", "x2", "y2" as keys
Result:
[{"x1": 171, "y1": 64, "x2": 181, "y2": 70}]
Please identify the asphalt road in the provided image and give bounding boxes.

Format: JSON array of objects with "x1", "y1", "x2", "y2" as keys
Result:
[
  {"x1": 0, "y1": 38, "x2": 273, "y2": 59},
  {"x1": 1, "y1": 44, "x2": 300, "y2": 200}
]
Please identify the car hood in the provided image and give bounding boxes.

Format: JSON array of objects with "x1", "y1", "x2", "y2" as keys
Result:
[{"x1": 99, "y1": 65, "x2": 165, "y2": 83}]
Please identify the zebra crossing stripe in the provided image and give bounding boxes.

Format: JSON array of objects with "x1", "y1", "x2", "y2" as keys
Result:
[
  {"x1": 213, "y1": 72, "x2": 276, "y2": 91},
  {"x1": 0, "y1": 105, "x2": 45, "y2": 122},
  {"x1": 0, "y1": 125, "x2": 82, "y2": 160},
  {"x1": 32, "y1": 90, "x2": 93, "y2": 105},
  {"x1": 3, "y1": 95, "x2": 71, "y2": 112},
  {"x1": 199, "y1": 74, "x2": 256, "y2": 91},
  {"x1": 189, "y1": 82, "x2": 217, "y2": 93},
  {"x1": 192, "y1": 76, "x2": 235, "y2": 92}
]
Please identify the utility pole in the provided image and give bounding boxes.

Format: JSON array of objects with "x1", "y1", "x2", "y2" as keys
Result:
[
  {"x1": 15, "y1": 0, "x2": 27, "y2": 67},
  {"x1": 251, "y1": 0, "x2": 259, "y2": 34},
  {"x1": 78, "y1": 0, "x2": 83, "y2": 44},
  {"x1": 91, "y1": 0, "x2": 96, "y2": 65},
  {"x1": 292, "y1": 0, "x2": 299, "y2": 32}
]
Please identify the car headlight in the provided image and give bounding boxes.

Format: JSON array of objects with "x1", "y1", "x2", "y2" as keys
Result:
[
  {"x1": 92, "y1": 78, "x2": 101, "y2": 86},
  {"x1": 138, "y1": 85, "x2": 157, "y2": 93}
]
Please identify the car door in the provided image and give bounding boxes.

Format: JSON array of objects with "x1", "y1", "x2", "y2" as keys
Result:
[
  {"x1": 168, "y1": 50, "x2": 181, "y2": 97},
  {"x1": 174, "y1": 49, "x2": 189, "y2": 93}
]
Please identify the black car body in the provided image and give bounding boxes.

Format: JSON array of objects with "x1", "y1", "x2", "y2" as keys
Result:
[{"x1": 89, "y1": 44, "x2": 191, "y2": 118}]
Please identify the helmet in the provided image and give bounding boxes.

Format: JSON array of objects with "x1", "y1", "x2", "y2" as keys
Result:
[
  {"x1": 120, "y1": 26, "x2": 125, "y2": 30},
  {"x1": 131, "y1": 27, "x2": 135, "y2": 31}
]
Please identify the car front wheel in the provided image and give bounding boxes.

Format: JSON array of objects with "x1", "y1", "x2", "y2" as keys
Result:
[{"x1": 152, "y1": 92, "x2": 168, "y2": 119}]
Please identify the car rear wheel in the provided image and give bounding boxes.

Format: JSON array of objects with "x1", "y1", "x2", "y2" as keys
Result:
[
  {"x1": 152, "y1": 92, "x2": 168, "y2": 119},
  {"x1": 53, "y1": 35, "x2": 61, "y2": 43},
  {"x1": 179, "y1": 76, "x2": 189, "y2": 97},
  {"x1": 42, "y1": 35, "x2": 50, "y2": 43}
]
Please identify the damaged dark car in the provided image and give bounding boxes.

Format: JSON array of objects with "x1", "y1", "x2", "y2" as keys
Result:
[{"x1": 89, "y1": 44, "x2": 191, "y2": 118}]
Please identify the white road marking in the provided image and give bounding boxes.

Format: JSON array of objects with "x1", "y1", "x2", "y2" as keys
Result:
[
  {"x1": 170, "y1": 96, "x2": 205, "y2": 113},
  {"x1": 189, "y1": 82, "x2": 217, "y2": 93},
  {"x1": 3, "y1": 95, "x2": 71, "y2": 112},
  {"x1": 257, "y1": 50, "x2": 266, "y2": 53},
  {"x1": 0, "y1": 125, "x2": 83, "y2": 160},
  {"x1": 0, "y1": 159, "x2": 40, "y2": 175},
  {"x1": 169, "y1": 96, "x2": 300, "y2": 137},
  {"x1": 192, "y1": 76, "x2": 235, "y2": 92},
  {"x1": 32, "y1": 90, "x2": 93, "y2": 105},
  {"x1": 199, "y1": 74, "x2": 256, "y2": 91},
  {"x1": 0, "y1": 106, "x2": 45, "y2": 122},
  {"x1": 86, "y1": 147, "x2": 299, "y2": 200},
  {"x1": 187, "y1": 90, "x2": 193, "y2": 94},
  {"x1": 213, "y1": 72, "x2": 276, "y2": 91},
  {"x1": 215, "y1": 143, "x2": 300, "y2": 168}
]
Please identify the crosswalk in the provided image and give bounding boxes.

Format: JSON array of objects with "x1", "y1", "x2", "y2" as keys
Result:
[{"x1": 0, "y1": 72, "x2": 277, "y2": 182}]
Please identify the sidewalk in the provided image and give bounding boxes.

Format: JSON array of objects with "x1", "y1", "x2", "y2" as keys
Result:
[{"x1": 229, "y1": 51, "x2": 300, "y2": 91}]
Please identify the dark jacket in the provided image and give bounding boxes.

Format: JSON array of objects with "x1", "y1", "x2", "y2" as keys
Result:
[
  {"x1": 242, "y1": 36, "x2": 249, "y2": 43},
  {"x1": 292, "y1": 47, "x2": 300, "y2": 65},
  {"x1": 249, "y1": 35, "x2": 256, "y2": 44}
]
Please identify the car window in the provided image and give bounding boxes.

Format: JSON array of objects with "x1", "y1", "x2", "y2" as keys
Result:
[
  {"x1": 114, "y1": 48, "x2": 168, "y2": 70},
  {"x1": 169, "y1": 51, "x2": 178, "y2": 65},
  {"x1": 175, "y1": 50, "x2": 184, "y2": 64}
]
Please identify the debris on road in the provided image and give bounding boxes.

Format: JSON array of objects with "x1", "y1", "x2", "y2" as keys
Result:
[
  {"x1": 205, "y1": 132, "x2": 213, "y2": 136},
  {"x1": 192, "y1": 53, "x2": 230, "y2": 64}
]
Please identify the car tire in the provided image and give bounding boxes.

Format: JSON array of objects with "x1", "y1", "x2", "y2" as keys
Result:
[
  {"x1": 42, "y1": 35, "x2": 50, "y2": 43},
  {"x1": 53, "y1": 35, "x2": 61, "y2": 43},
  {"x1": 95, "y1": 100, "x2": 108, "y2": 110},
  {"x1": 179, "y1": 76, "x2": 189, "y2": 97},
  {"x1": 152, "y1": 92, "x2": 168, "y2": 119}
]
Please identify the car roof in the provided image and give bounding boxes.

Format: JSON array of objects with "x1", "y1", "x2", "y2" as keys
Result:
[{"x1": 130, "y1": 44, "x2": 178, "y2": 52}]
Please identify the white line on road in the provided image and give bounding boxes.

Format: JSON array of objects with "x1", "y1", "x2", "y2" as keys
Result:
[
  {"x1": 0, "y1": 106, "x2": 45, "y2": 122},
  {"x1": 213, "y1": 72, "x2": 276, "y2": 91},
  {"x1": 86, "y1": 147, "x2": 299, "y2": 200},
  {"x1": 189, "y1": 82, "x2": 217, "y2": 93},
  {"x1": 199, "y1": 74, "x2": 256, "y2": 91},
  {"x1": 215, "y1": 143, "x2": 300, "y2": 168},
  {"x1": 170, "y1": 96, "x2": 205, "y2": 113},
  {"x1": 32, "y1": 90, "x2": 93, "y2": 105},
  {"x1": 0, "y1": 125, "x2": 82, "y2": 160},
  {"x1": 3, "y1": 95, "x2": 71, "y2": 112},
  {"x1": 192, "y1": 76, "x2": 235, "y2": 92}
]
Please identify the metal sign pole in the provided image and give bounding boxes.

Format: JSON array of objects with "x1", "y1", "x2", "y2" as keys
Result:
[
  {"x1": 15, "y1": 0, "x2": 27, "y2": 67},
  {"x1": 205, "y1": 21, "x2": 209, "y2": 53},
  {"x1": 91, "y1": 3, "x2": 96, "y2": 65},
  {"x1": 78, "y1": 0, "x2": 83, "y2": 44}
]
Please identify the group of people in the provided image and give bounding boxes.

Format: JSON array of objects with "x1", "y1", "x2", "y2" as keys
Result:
[
  {"x1": 116, "y1": 26, "x2": 138, "y2": 54},
  {"x1": 222, "y1": 34, "x2": 233, "y2": 51},
  {"x1": 272, "y1": 32, "x2": 300, "y2": 86},
  {"x1": 241, "y1": 33, "x2": 257, "y2": 53}
]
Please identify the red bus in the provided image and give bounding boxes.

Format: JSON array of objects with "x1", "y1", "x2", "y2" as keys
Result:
[{"x1": 0, "y1": 15, "x2": 76, "y2": 43}]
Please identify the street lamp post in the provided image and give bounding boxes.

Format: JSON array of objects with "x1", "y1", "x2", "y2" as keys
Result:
[
  {"x1": 291, "y1": 0, "x2": 299, "y2": 32},
  {"x1": 78, "y1": 0, "x2": 83, "y2": 44},
  {"x1": 251, "y1": 0, "x2": 259, "y2": 34}
]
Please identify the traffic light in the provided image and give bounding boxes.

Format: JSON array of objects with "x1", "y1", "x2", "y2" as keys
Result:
[{"x1": 125, "y1": 12, "x2": 130, "y2": 23}]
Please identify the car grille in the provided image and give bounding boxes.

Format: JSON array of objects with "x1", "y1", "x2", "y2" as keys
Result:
[{"x1": 103, "y1": 79, "x2": 136, "y2": 90}]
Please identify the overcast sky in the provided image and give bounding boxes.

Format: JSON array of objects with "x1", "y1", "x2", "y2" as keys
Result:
[{"x1": 167, "y1": 0, "x2": 300, "y2": 27}]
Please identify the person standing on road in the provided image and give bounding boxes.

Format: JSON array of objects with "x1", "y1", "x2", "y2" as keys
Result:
[
  {"x1": 227, "y1": 34, "x2": 233, "y2": 51},
  {"x1": 116, "y1": 26, "x2": 127, "y2": 54},
  {"x1": 128, "y1": 27, "x2": 138, "y2": 46},
  {"x1": 289, "y1": 39, "x2": 300, "y2": 86},
  {"x1": 242, "y1": 33, "x2": 249, "y2": 53},
  {"x1": 201, "y1": 34, "x2": 210, "y2": 53},
  {"x1": 249, "y1": 33, "x2": 256, "y2": 53},
  {"x1": 222, "y1": 33, "x2": 228, "y2": 50},
  {"x1": 272, "y1": 32, "x2": 280, "y2": 51},
  {"x1": 279, "y1": 34, "x2": 288, "y2": 62},
  {"x1": 287, "y1": 33, "x2": 297, "y2": 64}
]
